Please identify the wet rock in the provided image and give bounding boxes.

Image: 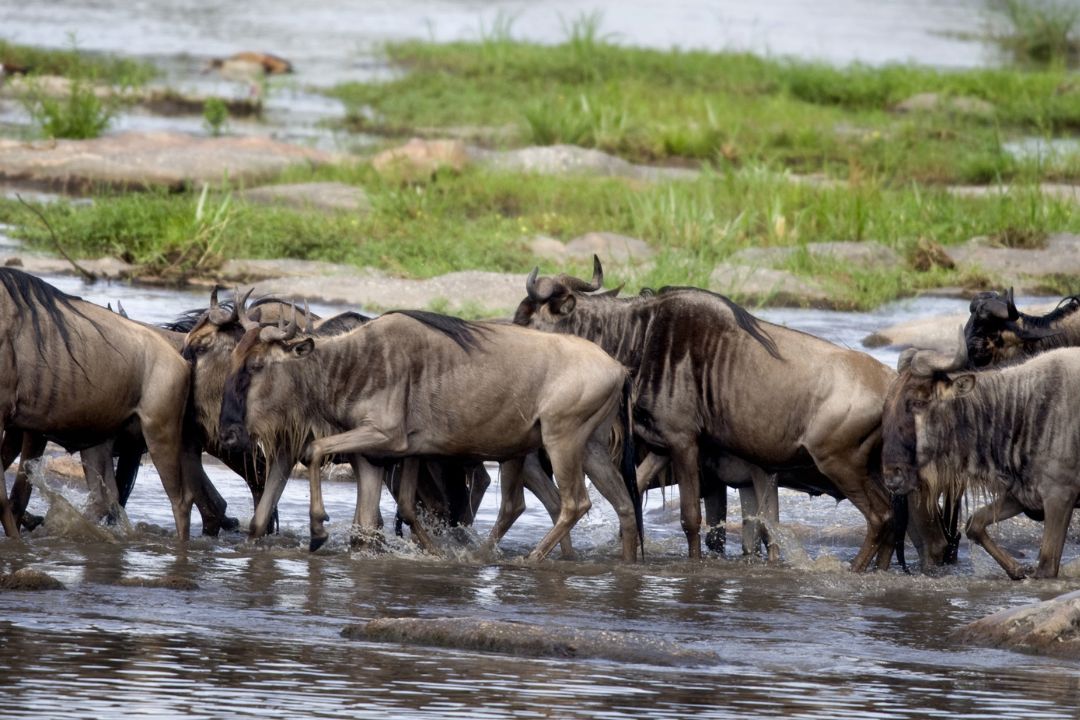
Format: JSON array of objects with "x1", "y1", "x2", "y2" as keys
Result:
[
  {"x1": 944, "y1": 233, "x2": 1080, "y2": 291},
  {"x1": 472, "y1": 144, "x2": 698, "y2": 182},
  {"x1": 709, "y1": 264, "x2": 833, "y2": 308},
  {"x1": 728, "y1": 241, "x2": 903, "y2": 272},
  {"x1": 0, "y1": 567, "x2": 64, "y2": 591},
  {"x1": 238, "y1": 182, "x2": 371, "y2": 214},
  {"x1": 212, "y1": 264, "x2": 527, "y2": 315},
  {"x1": 955, "y1": 589, "x2": 1080, "y2": 659},
  {"x1": 117, "y1": 575, "x2": 199, "y2": 591},
  {"x1": 345, "y1": 616, "x2": 716, "y2": 666},
  {"x1": 893, "y1": 92, "x2": 995, "y2": 116},
  {"x1": 46, "y1": 454, "x2": 85, "y2": 481},
  {"x1": 371, "y1": 138, "x2": 469, "y2": 182},
  {"x1": 0, "y1": 132, "x2": 334, "y2": 193}
]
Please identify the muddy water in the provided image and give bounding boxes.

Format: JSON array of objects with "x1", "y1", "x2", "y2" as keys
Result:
[{"x1": 2, "y1": 278, "x2": 1080, "y2": 718}]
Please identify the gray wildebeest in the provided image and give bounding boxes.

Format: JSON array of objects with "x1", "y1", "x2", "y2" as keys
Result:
[
  {"x1": 514, "y1": 257, "x2": 899, "y2": 570},
  {"x1": 882, "y1": 334, "x2": 1080, "y2": 579},
  {"x1": 217, "y1": 307, "x2": 643, "y2": 560},
  {"x1": 0, "y1": 268, "x2": 200, "y2": 539}
]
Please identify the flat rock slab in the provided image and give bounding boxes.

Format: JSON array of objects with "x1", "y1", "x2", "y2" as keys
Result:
[
  {"x1": 3, "y1": 254, "x2": 134, "y2": 280},
  {"x1": 344, "y1": 616, "x2": 716, "y2": 667},
  {"x1": 471, "y1": 144, "x2": 698, "y2": 182},
  {"x1": 946, "y1": 234, "x2": 1080, "y2": 289},
  {"x1": 531, "y1": 231, "x2": 654, "y2": 265},
  {"x1": 237, "y1": 182, "x2": 371, "y2": 214},
  {"x1": 212, "y1": 262, "x2": 527, "y2": 315},
  {"x1": 709, "y1": 263, "x2": 835, "y2": 308},
  {"x1": 0, "y1": 132, "x2": 334, "y2": 193},
  {"x1": 947, "y1": 183, "x2": 1080, "y2": 203},
  {"x1": 728, "y1": 241, "x2": 903, "y2": 272},
  {"x1": 955, "y1": 589, "x2": 1080, "y2": 659}
]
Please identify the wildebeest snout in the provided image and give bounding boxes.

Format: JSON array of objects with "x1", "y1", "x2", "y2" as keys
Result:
[
  {"x1": 882, "y1": 463, "x2": 915, "y2": 495},
  {"x1": 219, "y1": 424, "x2": 248, "y2": 451}
]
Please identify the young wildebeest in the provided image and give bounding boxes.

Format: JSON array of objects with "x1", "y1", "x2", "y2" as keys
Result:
[
  {"x1": 882, "y1": 336, "x2": 1080, "y2": 579},
  {"x1": 515, "y1": 258, "x2": 901, "y2": 570},
  {"x1": 0, "y1": 269, "x2": 202, "y2": 539},
  {"x1": 217, "y1": 308, "x2": 643, "y2": 560}
]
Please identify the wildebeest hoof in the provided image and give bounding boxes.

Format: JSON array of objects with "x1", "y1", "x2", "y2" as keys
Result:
[
  {"x1": 705, "y1": 526, "x2": 726, "y2": 555},
  {"x1": 19, "y1": 513, "x2": 44, "y2": 532},
  {"x1": 309, "y1": 533, "x2": 329, "y2": 552},
  {"x1": 220, "y1": 516, "x2": 241, "y2": 532}
]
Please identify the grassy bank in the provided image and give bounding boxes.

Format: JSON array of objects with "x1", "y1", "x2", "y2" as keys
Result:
[
  {"x1": 0, "y1": 40, "x2": 156, "y2": 86},
  {"x1": 2, "y1": 164, "x2": 1077, "y2": 310},
  {"x1": 329, "y1": 27, "x2": 1080, "y2": 185}
]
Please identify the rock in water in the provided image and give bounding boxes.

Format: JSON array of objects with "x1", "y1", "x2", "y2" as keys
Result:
[
  {"x1": 955, "y1": 590, "x2": 1080, "y2": 659},
  {"x1": 0, "y1": 568, "x2": 65, "y2": 591},
  {"x1": 344, "y1": 616, "x2": 716, "y2": 666}
]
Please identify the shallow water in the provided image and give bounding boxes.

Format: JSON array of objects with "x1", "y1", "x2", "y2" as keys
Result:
[{"x1": 2, "y1": 278, "x2": 1079, "y2": 719}]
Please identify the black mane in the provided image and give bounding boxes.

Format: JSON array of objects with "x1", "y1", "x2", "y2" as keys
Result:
[
  {"x1": 314, "y1": 311, "x2": 370, "y2": 336},
  {"x1": 388, "y1": 310, "x2": 487, "y2": 352},
  {"x1": 656, "y1": 285, "x2": 782, "y2": 360},
  {"x1": 0, "y1": 268, "x2": 106, "y2": 371}
]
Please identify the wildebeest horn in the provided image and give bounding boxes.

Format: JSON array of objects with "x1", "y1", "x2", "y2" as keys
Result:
[
  {"x1": 909, "y1": 327, "x2": 968, "y2": 376},
  {"x1": 259, "y1": 305, "x2": 299, "y2": 343},
  {"x1": 116, "y1": 300, "x2": 128, "y2": 319},
  {"x1": 237, "y1": 288, "x2": 259, "y2": 331},
  {"x1": 526, "y1": 267, "x2": 557, "y2": 302},
  {"x1": 304, "y1": 301, "x2": 314, "y2": 334},
  {"x1": 1005, "y1": 287, "x2": 1019, "y2": 320},
  {"x1": 209, "y1": 285, "x2": 240, "y2": 325},
  {"x1": 560, "y1": 255, "x2": 605, "y2": 293}
]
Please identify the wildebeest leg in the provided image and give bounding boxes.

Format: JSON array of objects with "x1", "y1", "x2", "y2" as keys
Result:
[
  {"x1": 486, "y1": 456, "x2": 527, "y2": 552},
  {"x1": 671, "y1": 443, "x2": 703, "y2": 559},
  {"x1": 965, "y1": 493, "x2": 1027, "y2": 580},
  {"x1": 250, "y1": 447, "x2": 292, "y2": 537},
  {"x1": 10, "y1": 431, "x2": 46, "y2": 530},
  {"x1": 521, "y1": 453, "x2": 574, "y2": 558},
  {"x1": 813, "y1": 457, "x2": 892, "y2": 572},
  {"x1": 583, "y1": 438, "x2": 640, "y2": 562},
  {"x1": 636, "y1": 452, "x2": 669, "y2": 495},
  {"x1": 0, "y1": 426, "x2": 19, "y2": 538},
  {"x1": 395, "y1": 457, "x2": 440, "y2": 554},
  {"x1": 703, "y1": 484, "x2": 727, "y2": 555},
  {"x1": 752, "y1": 471, "x2": 780, "y2": 563},
  {"x1": 350, "y1": 455, "x2": 386, "y2": 547},
  {"x1": 739, "y1": 487, "x2": 760, "y2": 557},
  {"x1": 465, "y1": 463, "x2": 491, "y2": 523},
  {"x1": 182, "y1": 446, "x2": 236, "y2": 536},
  {"x1": 526, "y1": 442, "x2": 590, "y2": 562},
  {"x1": 306, "y1": 425, "x2": 406, "y2": 551},
  {"x1": 81, "y1": 440, "x2": 121, "y2": 523},
  {"x1": 904, "y1": 490, "x2": 950, "y2": 570},
  {"x1": 1034, "y1": 485, "x2": 1079, "y2": 579},
  {"x1": 114, "y1": 446, "x2": 142, "y2": 508}
]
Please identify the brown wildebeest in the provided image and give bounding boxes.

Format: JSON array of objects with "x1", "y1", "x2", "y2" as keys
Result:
[
  {"x1": 217, "y1": 307, "x2": 643, "y2": 560},
  {"x1": 0, "y1": 268, "x2": 201, "y2": 539},
  {"x1": 964, "y1": 288, "x2": 1079, "y2": 369},
  {"x1": 514, "y1": 258, "x2": 902, "y2": 570},
  {"x1": 882, "y1": 334, "x2": 1080, "y2": 579}
]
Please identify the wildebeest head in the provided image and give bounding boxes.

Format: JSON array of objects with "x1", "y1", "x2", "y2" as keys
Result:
[
  {"x1": 218, "y1": 300, "x2": 317, "y2": 459},
  {"x1": 964, "y1": 287, "x2": 1061, "y2": 367},
  {"x1": 513, "y1": 255, "x2": 609, "y2": 329},
  {"x1": 882, "y1": 329, "x2": 974, "y2": 496}
]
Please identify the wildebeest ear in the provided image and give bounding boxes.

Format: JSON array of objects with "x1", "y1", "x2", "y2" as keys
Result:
[
  {"x1": 897, "y1": 348, "x2": 917, "y2": 373},
  {"x1": 952, "y1": 374, "x2": 976, "y2": 396},
  {"x1": 555, "y1": 294, "x2": 576, "y2": 315},
  {"x1": 290, "y1": 338, "x2": 315, "y2": 357}
]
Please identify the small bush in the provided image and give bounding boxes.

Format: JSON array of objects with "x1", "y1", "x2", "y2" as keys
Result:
[
  {"x1": 202, "y1": 97, "x2": 230, "y2": 136},
  {"x1": 988, "y1": 0, "x2": 1080, "y2": 66}
]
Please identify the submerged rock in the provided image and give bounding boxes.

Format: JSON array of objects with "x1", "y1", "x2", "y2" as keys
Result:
[
  {"x1": 344, "y1": 616, "x2": 716, "y2": 666},
  {"x1": 117, "y1": 575, "x2": 199, "y2": 591},
  {"x1": 955, "y1": 590, "x2": 1080, "y2": 659},
  {"x1": 0, "y1": 567, "x2": 65, "y2": 591}
]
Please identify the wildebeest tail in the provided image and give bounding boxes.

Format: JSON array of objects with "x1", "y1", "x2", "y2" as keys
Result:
[{"x1": 619, "y1": 375, "x2": 644, "y2": 557}]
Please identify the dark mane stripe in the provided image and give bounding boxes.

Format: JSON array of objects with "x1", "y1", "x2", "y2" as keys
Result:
[
  {"x1": 656, "y1": 285, "x2": 782, "y2": 360},
  {"x1": 0, "y1": 268, "x2": 109, "y2": 373},
  {"x1": 387, "y1": 310, "x2": 487, "y2": 352}
]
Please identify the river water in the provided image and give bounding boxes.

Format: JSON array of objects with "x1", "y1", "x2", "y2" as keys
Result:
[{"x1": 1, "y1": 276, "x2": 1079, "y2": 718}]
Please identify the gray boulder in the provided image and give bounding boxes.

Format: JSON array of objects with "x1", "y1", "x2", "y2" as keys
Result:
[
  {"x1": 728, "y1": 241, "x2": 902, "y2": 272},
  {"x1": 238, "y1": 182, "x2": 371, "y2": 214},
  {"x1": 955, "y1": 589, "x2": 1080, "y2": 659},
  {"x1": 472, "y1": 144, "x2": 698, "y2": 182},
  {"x1": 945, "y1": 233, "x2": 1080, "y2": 290},
  {"x1": 709, "y1": 264, "x2": 833, "y2": 307}
]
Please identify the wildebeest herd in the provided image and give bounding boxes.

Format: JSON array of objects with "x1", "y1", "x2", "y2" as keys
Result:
[{"x1": 0, "y1": 261, "x2": 1076, "y2": 580}]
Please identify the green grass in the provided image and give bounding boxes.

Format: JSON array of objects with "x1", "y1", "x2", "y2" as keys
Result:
[
  {"x1": 328, "y1": 27, "x2": 1080, "y2": 184},
  {"x1": 0, "y1": 39, "x2": 156, "y2": 86},
  {"x1": 2, "y1": 165, "x2": 1077, "y2": 309},
  {"x1": 987, "y1": 0, "x2": 1080, "y2": 66}
]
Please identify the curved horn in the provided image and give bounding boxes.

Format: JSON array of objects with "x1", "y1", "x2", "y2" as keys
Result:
[
  {"x1": 237, "y1": 288, "x2": 259, "y2": 331},
  {"x1": 116, "y1": 300, "x2": 128, "y2": 319},
  {"x1": 1005, "y1": 287, "x2": 1019, "y2": 320},
  {"x1": 208, "y1": 285, "x2": 238, "y2": 325},
  {"x1": 897, "y1": 347, "x2": 918, "y2": 373},
  {"x1": 526, "y1": 267, "x2": 558, "y2": 302},
  {"x1": 260, "y1": 305, "x2": 299, "y2": 343},
  {"x1": 560, "y1": 255, "x2": 605, "y2": 293},
  {"x1": 910, "y1": 327, "x2": 968, "y2": 377},
  {"x1": 304, "y1": 301, "x2": 314, "y2": 334}
]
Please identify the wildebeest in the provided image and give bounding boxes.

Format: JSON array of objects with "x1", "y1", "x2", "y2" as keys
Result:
[
  {"x1": 514, "y1": 258, "x2": 899, "y2": 570},
  {"x1": 965, "y1": 287, "x2": 1079, "y2": 368},
  {"x1": 0, "y1": 268, "x2": 204, "y2": 539},
  {"x1": 217, "y1": 306, "x2": 643, "y2": 561},
  {"x1": 882, "y1": 334, "x2": 1080, "y2": 579},
  {"x1": 181, "y1": 293, "x2": 580, "y2": 546}
]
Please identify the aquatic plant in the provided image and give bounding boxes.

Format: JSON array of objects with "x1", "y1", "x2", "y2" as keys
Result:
[
  {"x1": 202, "y1": 97, "x2": 230, "y2": 136},
  {"x1": 987, "y1": 0, "x2": 1080, "y2": 66}
]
